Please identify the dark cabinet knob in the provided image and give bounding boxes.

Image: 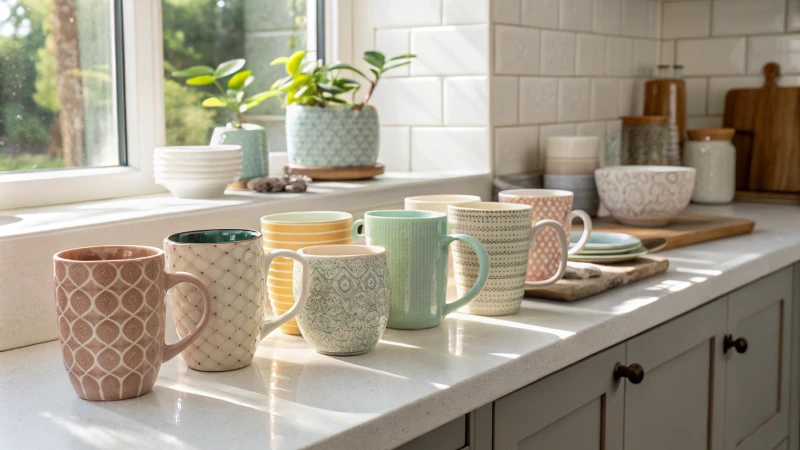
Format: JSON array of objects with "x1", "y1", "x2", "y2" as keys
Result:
[
  {"x1": 724, "y1": 334, "x2": 748, "y2": 354},
  {"x1": 614, "y1": 362, "x2": 645, "y2": 384}
]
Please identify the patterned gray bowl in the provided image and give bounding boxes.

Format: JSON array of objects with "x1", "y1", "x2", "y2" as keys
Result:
[{"x1": 595, "y1": 166, "x2": 696, "y2": 227}]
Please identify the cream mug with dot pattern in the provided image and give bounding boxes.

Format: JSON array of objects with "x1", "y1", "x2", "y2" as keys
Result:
[
  {"x1": 498, "y1": 189, "x2": 592, "y2": 282},
  {"x1": 164, "y1": 229, "x2": 309, "y2": 372}
]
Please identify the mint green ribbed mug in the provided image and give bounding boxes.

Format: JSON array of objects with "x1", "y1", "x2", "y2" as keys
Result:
[{"x1": 353, "y1": 210, "x2": 490, "y2": 330}]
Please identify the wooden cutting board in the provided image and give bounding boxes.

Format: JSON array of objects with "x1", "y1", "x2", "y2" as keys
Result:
[
  {"x1": 525, "y1": 257, "x2": 669, "y2": 302},
  {"x1": 723, "y1": 62, "x2": 800, "y2": 192},
  {"x1": 574, "y1": 214, "x2": 754, "y2": 251}
]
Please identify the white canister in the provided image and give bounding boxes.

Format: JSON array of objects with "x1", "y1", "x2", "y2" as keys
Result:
[{"x1": 684, "y1": 128, "x2": 736, "y2": 204}]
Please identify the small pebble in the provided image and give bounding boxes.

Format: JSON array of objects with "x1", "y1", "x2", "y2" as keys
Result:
[{"x1": 246, "y1": 175, "x2": 312, "y2": 193}]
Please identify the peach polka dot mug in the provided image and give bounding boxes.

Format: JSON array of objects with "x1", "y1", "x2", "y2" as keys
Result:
[{"x1": 498, "y1": 189, "x2": 593, "y2": 282}]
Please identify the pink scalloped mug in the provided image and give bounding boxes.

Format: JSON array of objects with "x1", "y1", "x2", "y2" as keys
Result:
[
  {"x1": 498, "y1": 189, "x2": 593, "y2": 282},
  {"x1": 53, "y1": 245, "x2": 211, "y2": 401}
]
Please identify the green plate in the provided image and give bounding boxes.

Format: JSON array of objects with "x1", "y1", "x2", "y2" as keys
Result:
[
  {"x1": 568, "y1": 245, "x2": 648, "y2": 264},
  {"x1": 569, "y1": 231, "x2": 641, "y2": 252}
]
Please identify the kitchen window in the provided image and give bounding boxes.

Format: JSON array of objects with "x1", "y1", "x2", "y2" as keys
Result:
[{"x1": 0, "y1": 0, "x2": 322, "y2": 210}]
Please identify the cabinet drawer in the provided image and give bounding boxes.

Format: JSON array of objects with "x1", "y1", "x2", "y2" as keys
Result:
[{"x1": 395, "y1": 415, "x2": 466, "y2": 450}]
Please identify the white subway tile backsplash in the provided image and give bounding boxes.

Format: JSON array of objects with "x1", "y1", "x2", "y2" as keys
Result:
[
  {"x1": 677, "y1": 38, "x2": 746, "y2": 76},
  {"x1": 411, "y1": 25, "x2": 488, "y2": 76},
  {"x1": 712, "y1": 0, "x2": 785, "y2": 36},
  {"x1": 684, "y1": 78, "x2": 707, "y2": 116},
  {"x1": 577, "y1": 121, "x2": 607, "y2": 155},
  {"x1": 660, "y1": 40, "x2": 675, "y2": 65},
  {"x1": 633, "y1": 39, "x2": 658, "y2": 77},
  {"x1": 519, "y1": 77, "x2": 559, "y2": 124},
  {"x1": 558, "y1": 78, "x2": 591, "y2": 122},
  {"x1": 541, "y1": 31, "x2": 576, "y2": 76},
  {"x1": 444, "y1": 0, "x2": 489, "y2": 25},
  {"x1": 560, "y1": 0, "x2": 593, "y2": 31},
  {"x1": 539, "y1": 123, "x2": 578, "y2": 163},
  {"x1": 492, "y1": 77, "x2": 519, "y2": 126},
  {"x1": 662, "y1": 1, "x2": 710, "y2": 39},
  {"x1": 521, "y1": 0, "x2": 559, "y2": 28},
  {"x1": 494, "y1": 26, "x2": 540, "y2": 75},
  {"x1": 576, "y1": 34, "x2": 606, "y2": 76},
  {"x1": 371, "y1": 78, "x2": 443, "y2": 126},
  {"x1": 494, "y1": 126, "x2": 539, "y2": 175},
  {"x1": 686, "y1": 116, "x2": 723, "y2": 129},
  {"x1": 379, "y1": 127, "x2": 411, "y2": 171},
  {"x1": 618, "y1": 78, "x2": 644, "y2": 116},
  {"x1": 790, "y1": 0, "x2": 800, "y2": 32},
  {"x1": 411, "y1": 127, "x2": 490, "y2": 171},
  {"x1": 707, "y1": 76, "x2": 762, "y2": 115},
  {"x1": 372, "y1": 0, "x2": 442, "y2": 27},
  {"x1": 621, "y1": 0, "x2": 650, "y2": 38},
  {"x1": 607, "y1": 37, "x2": 634, "y2": 76},
  {"x1": 375, "y1": 29, "x2": 410, "y2": 77},
  {"x1": 444, "y1": 77, "x2": 489, "y2": 126},
  {"x1": 494, "y1": 0, "x2": 521, "y2": 24},
  {"x1": 593, "y1": 0, "x2": 621, "y2": 34},
  {"x1": 748, "y1": 35, "x2": 800, "y2": 75},
  {"x1": 647, "y1": 1, "x2": 661, "y2": 39},
  {"x1": 591, "y1": 78, "x2": 619, "y2": 120}
]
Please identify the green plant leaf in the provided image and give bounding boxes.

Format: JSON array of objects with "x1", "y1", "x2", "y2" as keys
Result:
[
  {"x1": 214, "y1": 59, "x2": 246, "y2": 78},
  {"x1": 171, "y1": 65, "x2": 214, "y2": 78},
  {"x1": 325, "y1": 96, "x2": 347, "y2": 104},
  {"x1": 271, "y1": 75, "x2": 292, "y2": 91},
  {"x1": 227, "y1": 70, "x2": 252, "y2": 89},
  {"x1": 295, "y1": 85, "x2": 310, "y2": 98},
  {"x1": 280, "y1": 73, "x2": 310, "y2": 92},
  {"x1": 363, "y1": 52, "x2": 384, "y2": 70},
  {"x1": 270, "y1": 56, "x2": 290, "y2": 65},
  {"x1": 243, "y1": 90, "x2": 281, "y2": 104},
  {"x1": 388, "y1": 53, "x2": 416, "y2": 61},
  {"x1": 286, "y1": 50, "x2": 307, "y2": 75},
  {"x1": 186, "y1": 75, "x2": 217, "y2": 86},
  {"x1": 317, "y1": 83, "x2": 345, "y2": 94},
  {"x1": 328, "y1": 62, "x2": 368, "y2": 80},
  {"x1": 202, "y1": 97, "x2": 227, "y2": 107},
  {"x1": 383, "y1": 60, "x2": 412, "y2": 72},
  {"x1": 369, "y1": 68, "x2": 380, "y2": 78}
]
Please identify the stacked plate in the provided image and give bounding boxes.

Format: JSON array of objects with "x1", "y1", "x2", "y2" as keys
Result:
[
  {"x1": 154, "y1": 145, "x2": 243, "y2": 199},
  {"x1": 544, "y1": 173, "x2": 600, "y2": 214},
  {"x1": 568, "y1": 231, "x2": 648, "y2": 264},
  {"x1": 544, "y1": 136, "x2": 601, "y2": 216}
]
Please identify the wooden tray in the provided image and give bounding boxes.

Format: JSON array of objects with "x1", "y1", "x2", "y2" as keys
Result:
[
  {"x1": 574, "y1": 214, "x2": 755, "y2": 251},
  {"x1": 525, "y1": 257, "x2": 669, "y2": 302},
  {"x1": 284, "y1": 163, "x2": 385, "y2": 181}
]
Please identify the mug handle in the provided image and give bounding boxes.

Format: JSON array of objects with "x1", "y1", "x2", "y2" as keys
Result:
[
  {"x1": 162, "y1": 272, "x2": 213, "y2": 362},
  {"x1": 352, "y1": 219, "x2": 365, "y2": 238},
  {"x1": 443, "y1": 234, "x2": 490, "y2": 316},
  {"x1": 524, "y1": 219, "x2": 569, "y2": 289},
  {"x1": 260, "y1": 249, "x2": 310, "y2": 340},
  {"x1": 566, "y1": 210, "x2": 593, "y2": 255}
]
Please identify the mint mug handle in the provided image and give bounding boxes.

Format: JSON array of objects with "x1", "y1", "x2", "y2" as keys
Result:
[
  {"x1": 524, "y1": 219, "x2": 568, "y2": 289},
  {"x1": 352, "y1": 219, "x2": 365, "y2": 238},
  {"x1": 443, "y1": 234, "x2": 490, "y2": 316},
  {"x1": 260, "y1": 249, "x2": 310, "y2": 340},
  {"x1": 566, "y1": 210, "x2": 593, "y2": 255}
]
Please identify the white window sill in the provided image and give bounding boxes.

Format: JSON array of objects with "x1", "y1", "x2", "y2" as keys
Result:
[{"x1": 0, "y1": 171, "x2": 492, "y2": 351}]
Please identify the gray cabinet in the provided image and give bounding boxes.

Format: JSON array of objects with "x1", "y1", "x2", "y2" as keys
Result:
[
  {"x1": 493, "y1": 344, "x2": 624, "y2": 450},
  {"x1": 623, "y1": 299, "x2": 727, "y2": 450},
  {"x1": 395, "y1": 415, "x2": 466, "y2": 450},
  {"x1": 724, "y1": 267, "x2": 793, "y2": 450}
]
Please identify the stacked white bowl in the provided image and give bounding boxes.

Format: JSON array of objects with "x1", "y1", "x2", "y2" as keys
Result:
[
  {"x1": 154, "y1": 145, "x2": 243, "y2": 199},
  {"x1": 543, "y1": 136, "x2": 601, "y2": 216}
]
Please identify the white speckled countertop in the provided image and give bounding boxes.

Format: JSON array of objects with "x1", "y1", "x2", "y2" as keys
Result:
[{"x1": 2, "y1": 203, "x2": 799, "y2": 450}]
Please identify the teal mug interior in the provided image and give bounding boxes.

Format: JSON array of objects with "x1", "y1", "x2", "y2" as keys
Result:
[{"x1": 167, "y1": 229, "x2": 261, "y2": 244}]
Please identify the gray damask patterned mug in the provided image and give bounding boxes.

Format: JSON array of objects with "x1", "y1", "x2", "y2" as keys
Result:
[{"x1": 293, "y1": 245, "x2": 390, "y2": 356}]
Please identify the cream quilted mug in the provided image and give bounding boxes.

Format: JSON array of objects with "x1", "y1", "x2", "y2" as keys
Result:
[{"x1": 164, "y1": 229, "x2": 309, "y2": 371}]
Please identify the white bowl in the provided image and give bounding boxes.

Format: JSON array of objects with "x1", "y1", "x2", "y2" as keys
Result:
[
  {"x1": 546, "y1": 136, "x2": 600, "y2": 159},
  {"x1": 595, "y1": 165, "x2": 696, "y2": 227},
  {"x1": 155, "y1": 155, "x2": 242, "y2": 165},
  {"x1": 155, "y1": 173, "x2": 240, "y2": 183},
  {"x1": 154, "y1": 162, "x2": 243, "y2": 173},
  {"x1": 155, "y1": 146, "x2": 243, "y2": 161},
  {"x1": 158, "y1": 180, "x2": 230, "y2": 199}
]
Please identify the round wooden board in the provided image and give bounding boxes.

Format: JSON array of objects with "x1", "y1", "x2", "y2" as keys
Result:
[{"x1": 284, "y1": 163, "x2": 385, "y2": 181}]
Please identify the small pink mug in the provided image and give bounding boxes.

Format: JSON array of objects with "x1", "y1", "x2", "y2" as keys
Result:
[
  {"x1": 53, "y1": 245, "x2": 212, "y2": 401},
  {"x1": 498, "y1": 189, "x2": 592, "y2": 282}
]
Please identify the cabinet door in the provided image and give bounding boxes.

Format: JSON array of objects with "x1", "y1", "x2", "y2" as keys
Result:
[
  {"x1": 395, "y1": 415, "x2": 466, "y2": 450},
  {"x1": 725, "y1": 266, "x2": 793, "y2": 450},
  {"x1": 493, "y1": 344, "x2": 624, "y2": 450},
  {"x1": 624, "y1": 298, "x2": 727, "y2": 450}
]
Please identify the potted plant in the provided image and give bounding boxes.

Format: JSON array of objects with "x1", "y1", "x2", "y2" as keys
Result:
[
  {"x1": 267, "y1": 50, "x2": 414, "y2": 170},
  {"x1": 172, "y1": 59, "x2": 278, "y2": 180}
]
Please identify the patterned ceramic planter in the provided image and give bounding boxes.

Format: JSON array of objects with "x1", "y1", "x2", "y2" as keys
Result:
[
  {"x1": 286, "y1": 105, "x2": 379, "y2": 168},
  {"x1": 294, "y1": 245, "x2": 390, "y2": 356},
  {"x1": 210, "y1": 124, "x2": 268, "y2": 180}
]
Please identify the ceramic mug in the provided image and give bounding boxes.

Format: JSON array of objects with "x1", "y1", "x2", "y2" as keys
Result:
[
  {"x1": 353, "y1": 210, "x2": 490, "y2": 330},
  {"x1": 448, "y1": 202, "x2": 568, "y2": 316},
  {"x1": 498, "y1": 189, "x2": 592, "y2": 282},
  {"x1": 164, "y1": 229, "x2": 309, "y2": 372},
  {"x1": 294, "y1": 245, "x2": 390, "y2": 355},
  {"x1": 53, "y1": 245, "x2": 212, "y2": 401},
  {"x1": 261, "y1": 211, "x2": 353, "y2": 335},
  {"x1": 404, "y1": 195, "x2": 482, "y2": 215}
]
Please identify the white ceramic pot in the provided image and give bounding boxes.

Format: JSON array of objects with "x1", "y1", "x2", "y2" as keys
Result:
[
  {"x1": 684, "y1": 129, "x2": 736, "y2": 204},
  {"x1": 594, "y1": 166, "x2": 696, "y2": 227}
]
